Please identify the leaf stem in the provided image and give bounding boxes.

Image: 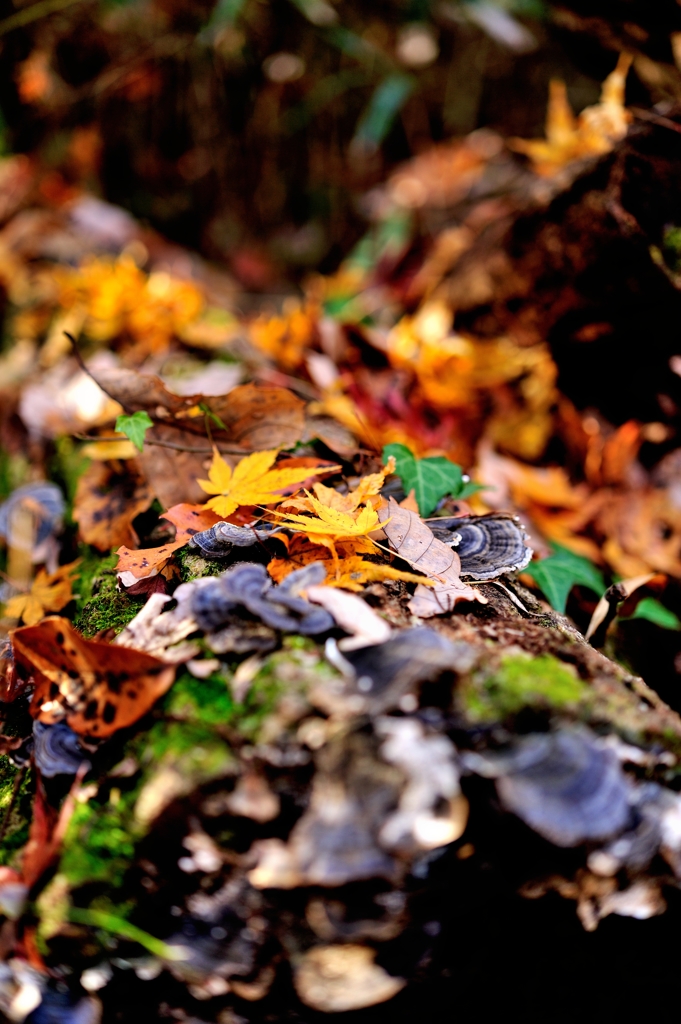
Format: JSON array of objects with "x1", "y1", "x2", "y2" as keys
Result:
[{"x1": 67, "y1": 907, "x2": 188, "y2": 960}]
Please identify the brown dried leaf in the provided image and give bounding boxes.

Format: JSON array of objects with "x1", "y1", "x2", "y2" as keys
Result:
[
  {"x1": 208, "y1": 382, "x2": 306, "y2": 450},
  {"x1": 73, "y1": 459, "x2": 153, "y2": 551},
  {"x1": 598, "y1": 491, "x2": 681, "y2": 577},
  {"x1": 378, "y1": 498, "x2": 487, "y2": 617},
  {"x1": 303, "y1": 415, "x2": 359, "y2": 460},
  {"x1": 138, "y1": 423, "x2": 210, "y2": 507}
]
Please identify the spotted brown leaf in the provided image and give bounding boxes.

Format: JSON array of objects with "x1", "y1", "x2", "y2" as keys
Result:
[
  {"x1": 11, "y1": 617, "x2": 175, "y2": 738},
  {"x1": 116, "y1": 502, "x2": 222, "y2": 580}
]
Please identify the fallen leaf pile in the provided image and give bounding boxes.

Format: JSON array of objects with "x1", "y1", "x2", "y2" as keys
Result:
[{"x1": 4, "y1": 43, "x2": 681, "y2": 1023}]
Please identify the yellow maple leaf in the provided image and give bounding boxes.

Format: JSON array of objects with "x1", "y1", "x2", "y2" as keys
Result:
[
  {"x1": 272, "y1": 495, "x2": 382, "y2": 538},
  {"x1": 269, "y1": 493, "x2": 386, "y2": 569},
  {"x1": 509, "y1": 53, "x2": 632, "y2": 177},
  {"x1": 3, "y1": 559, "x2": 81, "y2": 627},
  {"x1": 281, "y1": 457, "x2": 395, "y2": 517},
  {"x1": 197, "y1": 449, "x2": 339, "y2": 518}
]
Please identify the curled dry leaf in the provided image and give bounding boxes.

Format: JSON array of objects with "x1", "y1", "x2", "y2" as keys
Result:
[
  {"x1": 84, "y1": 364, "x2": 198, "y2": 416},
  {"x1": 11, "y1": 616, "x2": 175, "y2": 738},
  {"x1": 116, "y1": 502, "x2": 222, "y2": 581},
  {"x1": 378, "y1": 498, "x2": 487, "y2": 617},
  {"x1": 306, "y1": 585, "x2": 392, "y2": 650},
  {"x1": 73, "y1": 459, "x2": 153, "y2": 551},
  {"x1": 585, "y1": 573, "x2": 658, "y2": 642}
]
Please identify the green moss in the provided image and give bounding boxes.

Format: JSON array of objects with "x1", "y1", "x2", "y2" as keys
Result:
[
  {"x1": 176, "y1": 547, "x2": 225, "y2": 582},
  {"x1": 164, "y1": 670, "x2": 236, "y2": 727},
  {"x1": 462, "y1": 652, "x2": 588, "y2": 723},
  {"x1": 0, "y1": 760, "x2": 34, "y2": 867},
  {"x1": 73, "y1": 551, "x2": 139, "y2": 637},
  {"x1": 144, "y1": 719, "x2": 232, "y2": 778},
  {"x1": 0, "y1": 450, "x2": 29, "y2": 500},
  {"x1": 236, "y1": 637, "x2": 335, "y2": 741},
  {"x1": 60, "y1": 786, "x2": 142, "y2": 889},
  {"x1": 60, "y1": 719, "x2": 231, "y2": 892},
  {"x1": 57, "y1": 642, "x2": 334, "y2": 896}
]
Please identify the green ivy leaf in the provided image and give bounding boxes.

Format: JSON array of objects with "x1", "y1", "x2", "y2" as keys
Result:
[
  {"x1": 523, "y1": 544, "x2": 605, "y2": 614},
  {"x1": 115, "y1": 411, "x2": 154, "y2": 453},
  {"x1": 623, "y1": 597, "x2": 681, "y2": 631},
  {"x1": 382, "y1": 443, "x2": 484, "y2": 516}
]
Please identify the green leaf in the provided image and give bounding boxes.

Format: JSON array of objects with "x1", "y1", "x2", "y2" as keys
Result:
[
  {"x1": 523, "y1": 544, "x2": 605, "y2": 614},
  {"x1": 383, "y1": 443, "x2": 482, "y2": 516},
  {"x1": 115, "y1": 411, "x2": 153, "y2": 452},
  {"x1": 288, "y1": 0, "x2": 338, "y2": 26},
  {"x1": 352, "y1": 74, "x2": 416, "y2": 151},
  {"x1": 204, "y1": 0, "x2": 247, "y2": 30},
  {"x1": 68, "y1": 907, "x2": 185, "y2": 960},
  {"x1": 623, "y1": 597, "x2": 681, "y2": 631}
]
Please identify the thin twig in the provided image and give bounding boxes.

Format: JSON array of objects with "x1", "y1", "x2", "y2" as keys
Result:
[
  {"x1": 73, "y1": 433, "x2": 249, "y2": 455},
  {"x1": 632, "y1": 108, "x2": 681, "y2": 136},
  {"x1": 64, "y1": 332, "x2": 135, "y2": 414}
]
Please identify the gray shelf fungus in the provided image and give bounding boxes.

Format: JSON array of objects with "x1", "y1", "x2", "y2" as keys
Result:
[
  {"x1": 191, "y1": 561, "x2": 335, "y2": 635},
  {"x1": 462, "y1": 728, "x2": 632, "y2": 847},
  {"x1": 188, "y1": 520, "x2": 275, "y2": 557},
  {"x1": 33, "y1": 721, "x2": 91, "y2": 778},
  {"x1": 427, "y1": 513, "x2": 532, "y2": 580}
]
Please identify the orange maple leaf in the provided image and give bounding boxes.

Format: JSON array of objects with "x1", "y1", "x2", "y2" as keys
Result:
[
  {"x1": 269, "y1": 546, "x2": 429, "y2": 591},
  {"x1": 116, "y1": 503, "x2": 222, "y2": 580}
]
